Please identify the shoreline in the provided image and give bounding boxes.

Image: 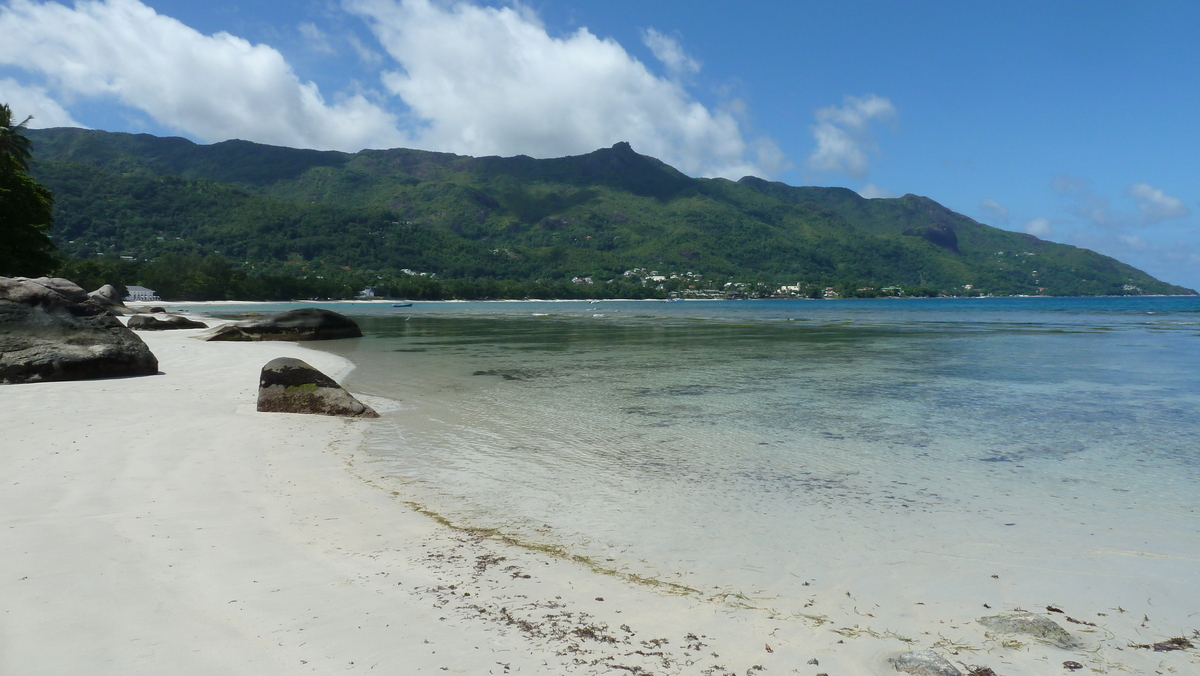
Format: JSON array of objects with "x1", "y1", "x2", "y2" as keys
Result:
[
  {"x1": 133, "y1": 293, "x2": 1199, "y2": 308},
  {"x1": 2, "y1": 312, "x2": 1197, "y2": 674},
  {"x1": 0, "y1": 321, "x2": 824, "y2": 674}
]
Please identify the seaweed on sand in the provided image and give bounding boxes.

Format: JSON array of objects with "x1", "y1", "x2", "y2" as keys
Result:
[{"x1": 1130, "y1": 636, "x2": 1195, "y2": 652}]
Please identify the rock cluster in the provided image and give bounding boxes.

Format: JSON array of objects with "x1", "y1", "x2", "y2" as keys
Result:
[
  {"x1": 207, "y1": 308, "x2": 362, "y2": 342},
  {"x1": 256, "y1": 357, "x2": 378, "y2": 418},
  {"x1": 128, "y1": 314, "x2": 208, "y2": 331},
  {"x1": 1, "y1": 276, "x2": 158, "y2": 384}
]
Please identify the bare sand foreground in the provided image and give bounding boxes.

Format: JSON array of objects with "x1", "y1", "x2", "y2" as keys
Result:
[{"x1": 2, "y1": 320, "x2": 1198, "y2": 675}]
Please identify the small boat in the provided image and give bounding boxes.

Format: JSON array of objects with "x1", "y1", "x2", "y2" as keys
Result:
[{"x1": 392, "y1": 302, "x2": 413, "y2": 308}]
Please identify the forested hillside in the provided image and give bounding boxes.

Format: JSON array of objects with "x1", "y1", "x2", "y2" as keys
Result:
[{"x1": 26, "y1": 127, "x2": 1194, "y2": 300}]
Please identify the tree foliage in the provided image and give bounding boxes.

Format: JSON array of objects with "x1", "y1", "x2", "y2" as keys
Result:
[
  {"x1": 0, "y1": 103, "x2": 34, "y2": 173},
  {"x1": 0, "y1": 104, "x2": 57, "y2": 277}
]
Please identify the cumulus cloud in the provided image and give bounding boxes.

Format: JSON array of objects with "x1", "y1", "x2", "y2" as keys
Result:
[
  {"x1": 1125, "y1": 182, "x2": 1190, "y2": 223},
  {"x1": 0, "y1": 77, "x2": 84, "y2": 128},
  {"x1": 806, "y1": 94, "x2": 896, "y2": 179},
  {"x1": 642, "y1": 28, "x2": 700, "y2": 77},
  {"x1": 1024, "y1": 217, "x2": 1052, "y2": 237},
  {"x1": 979, "y1": 198, "x2": 1010, "y2": 224},
  {"x1": 0, "y1": 0, "x2": 404, "y2": 151},
  {"x1": 344, "y1": 0, "x2": 782, "y2": 178},
  {"x1": 0, "y1": 0, "x2": 783, "y2": 176},
  {"x1": 857, "y1": 183, "x2": 895, "y2": 199}
]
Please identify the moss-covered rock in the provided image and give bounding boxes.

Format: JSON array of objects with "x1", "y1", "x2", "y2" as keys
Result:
[{"x1": 256, "y1": 357, "x2": 377, "y2": 418}]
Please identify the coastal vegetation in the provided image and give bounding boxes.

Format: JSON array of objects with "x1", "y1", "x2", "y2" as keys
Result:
[{"x1": 24, "y1": 127, "x2": 1195, "y2": 300}]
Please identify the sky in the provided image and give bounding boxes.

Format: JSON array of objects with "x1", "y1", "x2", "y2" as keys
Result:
[{"x1": 2, "y1": 0, "x2": 1198, "y2": 288}]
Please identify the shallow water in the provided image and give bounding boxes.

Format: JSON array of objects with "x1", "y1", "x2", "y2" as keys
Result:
[{"x1": 204, "y1": 297, "x2": 1200, "y2": 627}]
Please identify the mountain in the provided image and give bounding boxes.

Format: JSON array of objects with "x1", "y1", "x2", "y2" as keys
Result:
[{"x1": 25, "y1": 127, "x2": 1194, "y2": 298}]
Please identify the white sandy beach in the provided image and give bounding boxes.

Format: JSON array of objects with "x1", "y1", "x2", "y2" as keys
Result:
[{"x1": 2, "y1": 319, "x2": 1197, "y2": 675}]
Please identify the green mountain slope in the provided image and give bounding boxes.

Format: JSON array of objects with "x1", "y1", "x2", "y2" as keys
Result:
[{"x1": 26, "y1": 128, "x2": 1193, "y2": 297}]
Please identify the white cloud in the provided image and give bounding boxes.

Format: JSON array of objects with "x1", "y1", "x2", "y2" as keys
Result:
[
  {"x1": 0, "y1": 77, "x2": 85, "y2": 128},
  {"x1": 1052, "y1": 174, "x2": 1191, "y2": 228},
  {"x1": 0, "y1": 0, "x2": 404, "y2": 152},
  {"x1": 1049, "y1": 173, "x2": 1088, "y2": 194},
  {"x1": 1051, "y1": 173, "x2": 1123, "y2": 227},
  {"x1": 1117, "y1": 233, "x2": 1147, "y2": 249},
  {"x1": 0, "y1": 0, "x2": 784, "y2": 177},
  {"x1": 1045, "y1": 176, "x2": 1198, "y2": 288},
  {"x1": 642, "y1": 28, "x2": 700, "y2": 77},
  {"x1": 344, "y1": 0, "x2": 783, "y2": 178},
  {"x1": 857, "y1": 183, "x2": 895, "y2": 199},
  {"x1": 298, "y1": 22, "x2": 335, "y2": 54},
  {"x1": 1024, "y1": 217, "x2": 1052, "y2": 236},
  {"x1": 806, "y1": 94, "x2": 896, "y2": 179},
  {"x1": 1125, "y1": 182, "x2": 1190, "y2": 223},
  {"x1": 979, "y1": 198, "x2": 1010, "y2": 223},
  {"x1": 348, "y1": 33, "x2": 385, "y2": 68}
]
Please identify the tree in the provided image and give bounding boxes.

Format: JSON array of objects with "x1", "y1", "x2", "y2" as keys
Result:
[
  {"x1": 0, "y1": 103, "x2": 34, "y2": 173},
  {"x1": 0, "y1": 103, "x2": 57, "y2": 277}
]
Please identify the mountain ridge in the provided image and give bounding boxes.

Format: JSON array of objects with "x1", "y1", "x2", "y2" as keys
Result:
[{"x1": 25, "y1": 127, "x2": 1195, "y2": 298}]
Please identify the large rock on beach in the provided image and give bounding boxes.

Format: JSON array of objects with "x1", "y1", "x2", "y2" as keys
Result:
[
  {"x1": 206, "y1": 308, "x2": 362, "y2": 342},
  {"x1": 88, "y1": 284, "x2": 125, "y2": 307},
  {"x1": 127, "y1": 314, "x2": 208, "y2": 331},
  {"x1": 256, "y1": 357, "x2": 378, "y2": 418},
  {"x1": 889, "y1": 650, "x2": 962, "y2": 676},
  {"x1": 2, "y1": 276, "x2": 89, "y2": 304},
  {"x1": 0, "y1": 276, "x2": 158, "y2": 384},
  {"x1": 977, "y1": 613, "x2": 1076, "y2": 648}
]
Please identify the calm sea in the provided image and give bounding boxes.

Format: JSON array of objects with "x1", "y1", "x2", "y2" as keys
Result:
[{"x1": 205, "y1": 297, "x2": 1200, "y2": 627}]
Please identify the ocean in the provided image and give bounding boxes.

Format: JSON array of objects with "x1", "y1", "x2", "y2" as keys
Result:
[{"x1": 209, "y1": 297, "x2": 1200, "y2": 639}]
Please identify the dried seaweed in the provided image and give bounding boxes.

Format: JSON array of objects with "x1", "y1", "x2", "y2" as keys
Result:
[{"x1": 1131, "y1": 637, "x2": 1194, "y2": 652}]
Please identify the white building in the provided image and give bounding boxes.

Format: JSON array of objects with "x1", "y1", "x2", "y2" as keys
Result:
[{"x1": 124, "y1": 286, "x2": 160, "y2": 302}]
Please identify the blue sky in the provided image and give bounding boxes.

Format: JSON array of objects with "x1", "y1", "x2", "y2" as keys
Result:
[{"x1": 2, "y1": 0, "x2": 1198, "y2": 288}]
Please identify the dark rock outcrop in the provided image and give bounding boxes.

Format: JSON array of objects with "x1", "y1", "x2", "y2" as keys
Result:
[
  {"x1": 127, "y1": 314, "x2": 209, "y2": 331},
  {"x1": 256, "y1": 357, "x2": 378, "y2": 418},
  {"x1": 0, "y1": 276, "x2": 159, "y2": 384},
  {"x1": 889, "y1": 650, "x2": 962, "y2": 676},
  {"x1": 206, "y1": 308, "x2": 362, "y2": 342},
  {"x1": 904, "y1": 223, "x2": 960, "y2": 253}
]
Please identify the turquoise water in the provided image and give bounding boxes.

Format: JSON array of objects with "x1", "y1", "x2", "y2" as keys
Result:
[{"x1": 204, "y1": 297, "x2": 1200, "y2": 626}]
